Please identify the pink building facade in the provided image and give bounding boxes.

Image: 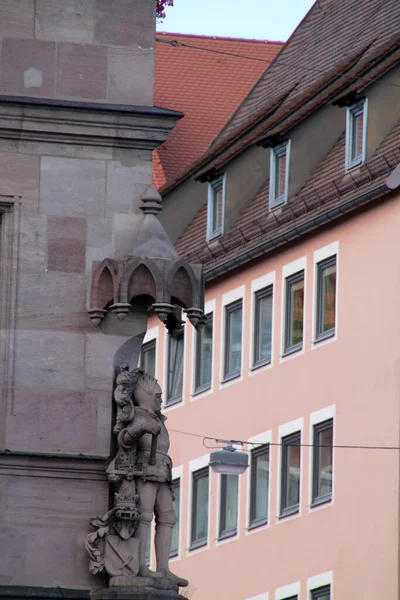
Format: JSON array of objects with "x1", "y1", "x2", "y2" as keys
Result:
[{"x1": 144, "y1": 195, "x2": 400, "y2": 599}]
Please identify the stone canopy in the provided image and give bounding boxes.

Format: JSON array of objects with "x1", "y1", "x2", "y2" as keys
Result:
[{"x1": 88, "y1": 186, "x2": 205, "y2": 335}]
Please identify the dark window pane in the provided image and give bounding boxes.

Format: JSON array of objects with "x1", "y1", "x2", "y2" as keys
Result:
[
  {"x1": 285, "y1": 271, "x2": 304, "y2": 353},
  {"x1": 195, "y1": 314, "x2": 213, "y2": 392},
  {"x1": 191, "y1": 468, "x2": 209, "y2": 548},
  {"x1": 167, "y1": 330, "x2": 184, "y2": 405},
  {"x1": 312, "y1": 420, "x2": 333, "y2": 505},
  {"x1": 311, "y1": 585, "x2": 330, "y2": 600},
  {"x1": 249, "y1": 445, "x2": 269, "y2": 527},
  {"x1": 224, "y1": 300, "x2": 242, "y2": 379},
  {"x1": 281, "y1": 432, "x2": 301, "y2": 516},
  {"x1": 254, "y1": 287, "x2": 273, "y2": 367},
  {"x1": 170, "y1": 479, "x2": 180, "y2": 557},
  {"x1": 219, "y1": 474, "x2": 239, "y2": 539},
  {"x1": 351, "y1": 108, "x2": 364, "y2": 162},
  {"x1": 317, "y1": 257, "x2": 336, "y2": 339},
  {"x1": 145, "y1": 521, "x2": 152, "y2": 565},
  {"x1": 140, "y1": 340, "x2": 156, "y2": 378}
]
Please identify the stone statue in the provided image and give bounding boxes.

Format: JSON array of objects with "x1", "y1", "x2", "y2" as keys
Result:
[{"x1": 86, "y1": 367, "x2": 188, "y2": 593}]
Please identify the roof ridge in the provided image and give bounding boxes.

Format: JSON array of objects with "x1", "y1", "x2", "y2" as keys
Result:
[{"x1": 156, "y1": 31, "x2": 284, "y2": 44}]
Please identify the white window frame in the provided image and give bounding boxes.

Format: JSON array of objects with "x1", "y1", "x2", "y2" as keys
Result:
[
  {"x1": 170, "y1": 465, "x2": 183, "y2": 562},
  {"x1": 307, "y1": 571, "x2": 333, "y2": 600},
  {"x1": 277, "y1": 417, "x2": 304, "y2": 523},
  {"x1": 250, "y1": 271, "x2": 276, "y2": 374},
  {"x1": 275, "y1": 581, "x2": 300, "y2": 600},
  {"x1": 345, "y1": 98, "x2": 368, "y2": 170},
  {"x1": 207, "y1": 174, "x2": 226, "y2": 241},
  {"x1": 187, "y1": 454, "x2": 211, "y2": 555},
  {"x1": 269, "y1": 140, "x2": 291, "y2": 209},
  {"x1": 246, "y1": 430, "x2": 272, "y2": 534},
  {"x1": 312, "y1": 241, "x2": 339, "y2": 348},
  {"x1": 163, "y1": 313, "x2": 187, "y2": 411},
  {"x1": 220, "y1": 284, "x2": 245, "y2": 388},
  {"x1": 191, "y1": 298, "x2": 216, "y2": 400},
  {"x1": 139, "y1": 325, "x2": 159, "y2": 376},
  {"x1": 309, "y1": 406, "x2": 336, "y2": 512},
  {"x1": 281, "y1": 256, "x2": 307, "y2": 362}
]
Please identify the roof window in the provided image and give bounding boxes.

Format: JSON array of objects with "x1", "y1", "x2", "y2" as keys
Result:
[
  {"x1": 207, "y1": 175, "x2": 225, "y2": 241},
  {"x1": 269, "y1": 141, "x2": 290, "y2": 209},
  {"x1": 345, "y1": 98, "x2": 367, "y2": 170}
]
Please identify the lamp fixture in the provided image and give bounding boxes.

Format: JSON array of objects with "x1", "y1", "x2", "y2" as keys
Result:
[{"x1": 209, "y1": 441, "x2": 249, "y2": 475}]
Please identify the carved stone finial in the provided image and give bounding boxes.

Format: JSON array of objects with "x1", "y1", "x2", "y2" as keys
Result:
[
  {"x1": 88, "y1": 308, "x2": 107, "y2": 328},
  {"x1": 139, "y1": 185, "x2": 163, "y2": 215}
]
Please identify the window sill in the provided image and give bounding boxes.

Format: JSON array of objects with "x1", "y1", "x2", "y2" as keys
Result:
[
  {"x1": 165, "y1": 396, "x2": 182, "y2": 408},
  {"x1": 310, "y1": 495, "x2": 332, "y2": 509},
  {"x1": 218, "y1": 529, "x2": 237, "y2": 542},
  {"x1": 192, "y1": 384, "x2": 211, "y2": 398},
  {"x1": 279, "y1": 505, "x2": 299, "y2": 519},
  {"x1": 207, "y1": 229, "x2": 223, "y2": 242},
  {"x1": 221, "y1": 371, "x2": 241, "y2": 384},
  {"x1": 169, "y1": 550, "x2": 179, "y2": 559},
  {"x1": 281, "y1": 344, "x2": 303, "y2": 358},
  {"x1": 251, "y1": 358, "x2": 271, "y2": 372},
  {"x1": 269, "y1": 196, "x2": 286, "y2": 210},
  {"x1": 189, "y1": 538, "x2": 207, "y2": 552},
  {"x1": 248, "y1": 518, "x2": 268, "y2": 531},
  {"x1": 314, "y1": 329, "x2": 335, "y2": 344}
]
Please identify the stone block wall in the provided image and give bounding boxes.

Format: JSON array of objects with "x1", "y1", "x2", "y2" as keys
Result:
[
  {"x1": 0, "y1": 0, "x2": 155, "y2": 105},
  {"x1": 0, "y1": 0, "x2": 180, "y2": 588}
]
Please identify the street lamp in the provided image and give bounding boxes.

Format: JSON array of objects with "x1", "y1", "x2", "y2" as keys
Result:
[{"x1": 209, "y1": 442, "x2": 249, "y2": 475}]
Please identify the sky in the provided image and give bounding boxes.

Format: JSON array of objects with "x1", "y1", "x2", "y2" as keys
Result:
[{"x1": 156, "y1": 0, "x2": 316, "y2": 42}]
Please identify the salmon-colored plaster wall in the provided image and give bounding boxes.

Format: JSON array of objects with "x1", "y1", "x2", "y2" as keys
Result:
[{"x1": 148, "y1": 195, "x2": 400, "y2": 600}]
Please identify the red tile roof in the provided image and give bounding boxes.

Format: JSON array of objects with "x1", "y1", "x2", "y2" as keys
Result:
[
  {"x1": 160, "y1": 0, "x2": 400, "y2": 194},
  {"x1": 175, "y1": 117, "x2": 400, "y2": 280},
  {"x1": 153, "y1": 33, "x2": 283, "y2": 188}
]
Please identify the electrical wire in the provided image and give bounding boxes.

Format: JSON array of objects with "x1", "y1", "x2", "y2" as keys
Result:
[
  {"x1": 156, "y1": 38, "x2": 400, "y2": 90},
  {"x1": 168, "y1": 428, "x2": 400, "y2": 451}
]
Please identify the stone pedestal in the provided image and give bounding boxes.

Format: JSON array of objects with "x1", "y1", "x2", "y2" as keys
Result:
[{"x1": 91, "y1": 584, "x2": 185, "y2": 600}]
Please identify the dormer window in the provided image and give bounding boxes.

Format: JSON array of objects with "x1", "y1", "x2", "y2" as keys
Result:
[
  {"x1": 269, "y1": 141, "x2": 290, "y2": 209},
  {"x1": 207, "y1": 175, "x2": 225, "y2": 241},
  {"x1": 345, "y1": 98, "x2": 367, "y2": 170}
]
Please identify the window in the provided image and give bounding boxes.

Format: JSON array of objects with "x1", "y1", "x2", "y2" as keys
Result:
[
  {"x1": 195, "y1": 313, "x2": 213, "y2": 393},
  {"x1": 249, "y1": 444, "x2": 269, "y2": 529},
  {"x1": 346, "y1": 99, "x2": 367, "y2": 169},
  {"x1": 166, "y1": 329, "x2": 184, "y2": 406},
  {"x1": 219, "y1": 474, "x2": 239, "y2": 540},
  {"x1": 284, "y1": 271, "x2": 304, "y2": 355},
  {"x1": 253, "y1": 285, "x2": 273, "y2": 368},
  {"x1": 269, "y1": 141, "x2": 290, "y2": 208},
  {"x1": 207, "y1": 176, "x2": 225, "y2": 240},
  {"x1": 190, "y1": 467, "x2": 209, "y2": 549},
  {"x1": 280, "y1": 432, "x2": 301, "y2": 517},
  {"x1": 145, "y1": 527, "x2": 151, "y2": 566},
  {"x1": 316, "y1": 256, "x2": 336, "y2": 341},
  {"x1": 312, "y1": 419, "x2": 333, "y2": 506},
  {"x1": 224, "y1": 300, "x2": 243, "y2": 381},
  {"x1": 140, "y1": 339, "x2": 156, "y2": 377},
  {"x1": 170, "y1": 478, "x2": 180, "y2": 557},
  {"x1": 311, "y1": 585, "x2": 330, "y2": 600}
]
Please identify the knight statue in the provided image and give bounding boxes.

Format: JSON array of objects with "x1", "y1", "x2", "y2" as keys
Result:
[{"x1": 86, "y1": 367, "x2": 188, "y2": 593}]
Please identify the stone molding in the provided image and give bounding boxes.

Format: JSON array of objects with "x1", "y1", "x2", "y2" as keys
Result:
[
  {"x1": 0, "y1": 96, "x2": 183, "y2": 151},
  {"x1": 0, "y1": 449, "x2": 108, "y2": 481},
  {"x1": 0, "y1": 199, "x2": 19, "y2": 446},
  {"x1": 0, "y1": 586, "x2": 90, "y2": 600}
]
